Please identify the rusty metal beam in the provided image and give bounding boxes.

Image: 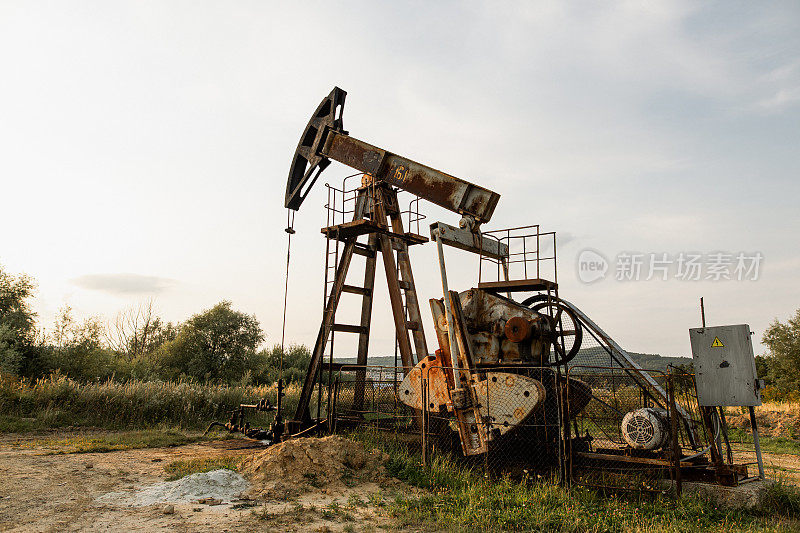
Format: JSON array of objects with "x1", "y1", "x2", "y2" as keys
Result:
[
  {"x1": 429, "y1": 221, "x2": 508, "y2": 259},
  {"x1": 352, "y1": 233, "x2": 378, "y2": 413},
  {"x1": 321, "y1": 131, "x2": 500, "y2": 223},
  {"x1": 373, "y1": 187, "x2": 417, "y2": 373}
]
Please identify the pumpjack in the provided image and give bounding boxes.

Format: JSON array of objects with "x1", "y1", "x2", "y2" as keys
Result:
[
  {"x1": 211, "y1": 87, "x2": 765, "y2": 489},
  {"x1": 282, "y1": 87, "x2": 587, "y2": 457}
]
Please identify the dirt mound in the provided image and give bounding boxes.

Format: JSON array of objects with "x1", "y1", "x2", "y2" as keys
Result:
[
  {"x1": 726, "y1": 405, "x2": 800, "y2": 439},
  {"x1": 240, "y1": 435, "x2": 389, "y2": 498}
]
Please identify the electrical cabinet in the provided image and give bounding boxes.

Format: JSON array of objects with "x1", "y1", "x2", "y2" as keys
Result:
[{"x1": 689, "y1": 324, "x2": 761, "y2": 407}]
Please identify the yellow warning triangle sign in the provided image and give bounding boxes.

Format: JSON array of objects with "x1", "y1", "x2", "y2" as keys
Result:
[{"x1": 711, "y1": 337, "x2": 724, "y2": 348}]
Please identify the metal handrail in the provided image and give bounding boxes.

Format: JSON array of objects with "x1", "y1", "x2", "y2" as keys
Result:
[{"x1": 478, "y1": 225, "x2": 558, "y2": 284}]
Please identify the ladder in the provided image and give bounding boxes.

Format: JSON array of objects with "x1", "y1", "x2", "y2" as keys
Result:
[{"x1": 293, "y1": 181, "x2": 428, "y2": 426}]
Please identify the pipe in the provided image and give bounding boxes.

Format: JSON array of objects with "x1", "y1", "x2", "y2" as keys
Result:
[{"x1": 433, "y1": 228, "x2": 461, "y2": 388}]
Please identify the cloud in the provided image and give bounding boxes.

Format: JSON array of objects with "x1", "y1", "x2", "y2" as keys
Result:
[
  {"x1": 70, "y1": 273, "x2": 177, "y2": 295},
  {"x1": 757, "y1": 87, "x2": 800, "y2": 111}
]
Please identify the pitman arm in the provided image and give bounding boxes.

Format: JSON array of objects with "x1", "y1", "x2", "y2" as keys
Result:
[{"x1": 286, "y1": 87, "x2": 500, "y2": 224}]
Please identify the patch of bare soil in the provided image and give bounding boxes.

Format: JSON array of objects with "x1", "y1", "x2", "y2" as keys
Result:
[
  {"x1": 730, "y1": 446, "x2": 800, "y2": 485},
  {"x1": 0, "y1": 432, "x2": 408, "y2": 532},
  {"x1": 726, "y1": 404, "x2": 800, "y2": 439},
  {"x1": 242, "y1": 435, "x2": 389, "y2": 497}
]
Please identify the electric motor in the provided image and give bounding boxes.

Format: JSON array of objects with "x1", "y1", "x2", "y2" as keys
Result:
[{"x1": 621, "y1": 408, "x2": 670, "y2": 450}]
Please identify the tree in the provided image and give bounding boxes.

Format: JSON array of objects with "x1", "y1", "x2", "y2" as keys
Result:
[
  {"x1": 0, "y1": 265, "x2": 38, "y2": 375},
  {"x1": 761, "y1": 308, "x2": 800, "y2": 397},
  {"x1": 754, "y1": 355, "x2": 772, "y2": 387},
  {"x1": 46, "y1": 305, "x2": 116, "y2": 381},
  {"x1": 157, "y1": 301, "x2": 263, "y2": 382},
  {"x1": 248, "y1": 343, "x2": 311, "y2": 385},
  {"x1": 106, "y1": 300, "x2": 177, "y2": 361}
]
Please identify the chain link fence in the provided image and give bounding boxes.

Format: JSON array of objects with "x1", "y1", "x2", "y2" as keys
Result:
[
  {"x1": 565, "y1": 367, "x2": 680, "y2": 491},
  {"x1": 318, "y1": 360, "x2": 761, "y2": 493}
]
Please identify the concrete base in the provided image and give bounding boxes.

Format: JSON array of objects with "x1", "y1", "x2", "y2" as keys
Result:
[{"x1": 663, "y1": 479, "x2": 774, "y2": 510}]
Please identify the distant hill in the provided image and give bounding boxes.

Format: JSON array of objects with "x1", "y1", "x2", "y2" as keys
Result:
[
  {"x1": 566, "y1": 349, "x2": 691, "y2": 372},
  {"x1": 335, "y1": 352, "x2": 692, "y2": 372},
  {"x1": 625, "y1": 352, "x2": 692, "y2": 372}
]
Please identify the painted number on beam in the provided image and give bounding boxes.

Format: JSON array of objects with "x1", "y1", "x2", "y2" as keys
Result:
[{"x1": 392, "y1": 164, "x2": 409, "y2": 184}]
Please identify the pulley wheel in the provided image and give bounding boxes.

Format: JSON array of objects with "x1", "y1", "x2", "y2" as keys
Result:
[{"x1": 521, "y1": 294, "x2": 583, "y2": 367}]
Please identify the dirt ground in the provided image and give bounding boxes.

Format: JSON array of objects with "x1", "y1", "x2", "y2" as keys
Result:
[
  {"x1": 0, "y1": 432, "x2": 403, "y2": 532},
  {"x1": 2, "y1": 431, "x2": 799, "y2": 532},
  {"x1": 730, "y1": 445, "x2": 800, "y2": 485}
]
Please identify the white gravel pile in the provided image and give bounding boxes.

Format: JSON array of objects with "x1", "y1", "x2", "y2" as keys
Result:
[{"x1": 99, "y1": 469, "x2": 249, "y2": 507}]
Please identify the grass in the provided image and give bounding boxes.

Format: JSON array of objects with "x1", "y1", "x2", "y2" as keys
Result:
[
  {"x1": 350, "y1": 429, "x2": 800, "y2": 532},
  {"x1": 0, "y1": 373, "x2": 297, "y2": 432},
  {"x1": 727, "y1": 427, "x2": 800, "y2": 456},
  {"x1": 8, "y1": 428, "x2": 215, "y2": 454},
  {"x1": 322, "y1": 501, "x2": 355, "y2": 521},
  {"x1": 46, "y1": 429, "x2": 203, "y2": 453},
  {"x1": 163, "y1": 454, "x2": 243, "y2": 481}
]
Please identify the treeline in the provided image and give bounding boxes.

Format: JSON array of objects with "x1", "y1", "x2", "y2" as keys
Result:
[
  {"x1": 0, "y1": 265, "x2": 309, "y2": 385},
  {"x1": 757, "y1": 308, "x2": 800, "y2": 402}
]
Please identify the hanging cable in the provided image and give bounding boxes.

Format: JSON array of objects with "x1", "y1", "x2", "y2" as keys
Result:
[{"x1": 280, "y1": 208, "x2": 296, "y2": 377}]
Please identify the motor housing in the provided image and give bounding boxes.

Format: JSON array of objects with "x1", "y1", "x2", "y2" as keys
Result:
[{"x1": 621, "y1": 407, "x2": 670, "y2": 450}]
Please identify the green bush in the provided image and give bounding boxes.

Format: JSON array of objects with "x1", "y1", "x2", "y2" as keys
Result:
[{"x1": 248, "y1": 344, "x2": 311, "y2": 385}]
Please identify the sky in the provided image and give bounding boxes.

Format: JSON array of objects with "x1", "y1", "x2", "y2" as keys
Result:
[{"x1": 1, "y1": 1, "x2": 798, "y2": 359}]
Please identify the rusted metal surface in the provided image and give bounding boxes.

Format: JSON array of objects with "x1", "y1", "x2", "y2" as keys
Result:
[
  {"x1": 440, "y1": 288, "x2": 551, "y2": 366},
  {"x1": 373, "y1": 186, "x2": 417, "y2": 374},
  {"x1": 446, "y1": 290, "x2": 489, "y2": 456},
  {"x1": 322, "y1": 132, "x2": 383, "y2": 174},
  {"x1": 399, "y1": 362, "x2": 548, "y2": 439},
  {"x1": 286, "y1": 87, "x2": 500, "y2": 223},
  {"x1": 322, "y1": 131, "x2": 500, "y2": 223},
  {"x1": 382, "y1": 186, "x2": 429, "y2": 361},
  {"x1": 429, "y1": 221, "x2": 508, "y2": 259},
  {"x1": 398, "y1": 355, "x2": 452, "y2": 411},
  {"x1": 478, "y1": 278, "x2": 557, "y2": 293},
  {"x1": 321, "y1": 219, "x2": 428, "y2": 246},
  {"x1": 475, "y1": 372, "x2": 546, "y2": 436},
  {"x1": 504, "y1": 316, "x2": 533, "y2": 342},
  {"x1": 429, "y1": 301, "x2": 454, "y2": 372},
  {"x1": 448, "y1": 290, "x2": 478, "y2": 373}
]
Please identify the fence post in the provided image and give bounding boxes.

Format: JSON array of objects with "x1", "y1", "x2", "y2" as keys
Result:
[
  {"x1": 561, "y1": 371, "x2": 571, "y2": 486},
  {"x1": 421, "y1": 373, "x2": 428, "y2": 467},
  {"x1": 668, "y1": 374, "x2": 682, "y2": 496},
  {"x1": 484, "y1": 371, "x2": 490, "y2": 480}
]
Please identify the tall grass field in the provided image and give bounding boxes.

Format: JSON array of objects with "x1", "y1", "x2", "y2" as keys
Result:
[{"x1": 0, "y1": 372, "x2": 299, "y2": 432}]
